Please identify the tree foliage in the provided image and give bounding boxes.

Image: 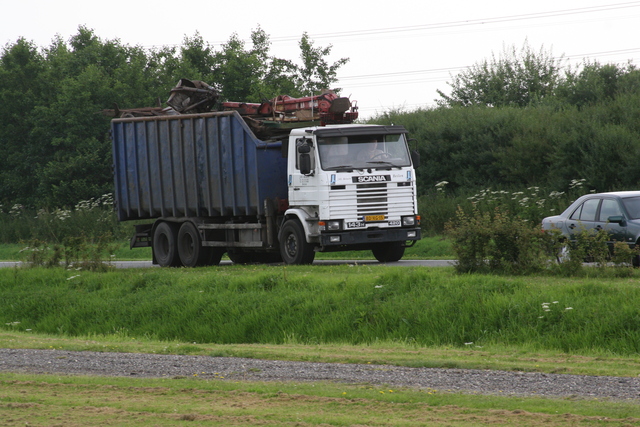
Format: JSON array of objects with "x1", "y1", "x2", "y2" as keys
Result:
[
  {"x1": 373, "y1": 61, "x2": 640, "y2": 195},
  {"x1": 437, "y1": 41, "x2": 565, "y2": 107},
  {"x1": 0, "y1": 27, "x2": 348, "y2": 209}
]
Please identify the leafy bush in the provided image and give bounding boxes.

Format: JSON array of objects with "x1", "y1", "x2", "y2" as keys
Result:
[
  {"x1": 446, "y1": 203, "x2": 639, "y2": 276},
  {"x1": 549, "y1": 228, "x2": 638, "y2": 277},
  {"x1": 446, "y1": 207, "x2": 554, "y2": 274}
]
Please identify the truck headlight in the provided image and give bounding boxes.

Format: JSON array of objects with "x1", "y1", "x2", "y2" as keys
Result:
[
  {"x1": 402, "y1": 216, "x2": 416, "y2": 226},
  {"x1": 327, "y1": 220, "x2": 341, "y2": 231}
]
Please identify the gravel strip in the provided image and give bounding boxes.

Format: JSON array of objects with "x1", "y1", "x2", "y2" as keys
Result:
[{"x1": 1, "y1": 348, "x2": 639, "y2": 400}]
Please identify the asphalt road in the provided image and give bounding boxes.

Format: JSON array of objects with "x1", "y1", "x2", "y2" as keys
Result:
[{"x1": 0, "y1": 259, "x2": 454, "y2": 269}]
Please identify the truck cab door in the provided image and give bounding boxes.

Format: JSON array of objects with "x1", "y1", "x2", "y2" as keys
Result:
[{"x1": 289, "y1": 138, "x2": 318, "y2": 206}]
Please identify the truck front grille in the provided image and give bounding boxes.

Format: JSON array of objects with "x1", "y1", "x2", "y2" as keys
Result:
[{"x1": 329, "y1": 182, "x2": 415, "y2": 220}]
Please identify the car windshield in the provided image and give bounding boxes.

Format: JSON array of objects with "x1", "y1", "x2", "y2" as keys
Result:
[
  {"x1": 622, "y1": 197, "x2": 640, "y2": 219},
  {"x1": 317, "y1": 134, "x2": 412, "y2": 170}
]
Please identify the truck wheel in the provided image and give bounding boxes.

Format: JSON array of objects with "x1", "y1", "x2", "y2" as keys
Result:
[
  {"x1": 280, "y1": 220, "x2": 315, "y2": 265},
  {"x1": 372, "y1": 242, "x2": 405, "y2": 263},
  {"x1": 177, "y1": 222, "x2": 212, "y2": 267},
  {"x1": 153, "y1": 222, "x2": 181, "y2": 267}
]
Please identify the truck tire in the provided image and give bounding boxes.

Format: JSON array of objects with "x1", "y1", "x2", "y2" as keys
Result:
[
  {"x1": 372, "y1": 241, "x2": 405, "y2": 263},
  {"x1": 177, "y1": 222, "x2": 216, "y2": 267},
  {"x1": 280, "y1": 219, "x2": 315, "y2": 265},
  {"x1": 153, "y1": 222, "x2": 181, "y2": 267}
]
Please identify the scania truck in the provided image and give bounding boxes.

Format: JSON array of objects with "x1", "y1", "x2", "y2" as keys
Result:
[{"x1": 111, "y1": 101, "x2": 420, "y2": 266}]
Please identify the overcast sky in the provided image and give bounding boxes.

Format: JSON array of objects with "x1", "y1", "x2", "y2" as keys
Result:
[{"x1": 3, "y1": 0, "x2": 639, "y2": 118}]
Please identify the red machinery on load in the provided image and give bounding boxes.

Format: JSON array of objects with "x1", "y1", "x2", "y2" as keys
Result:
[
  {"x1": 222, "y1": 90, "x2": 358, "y2": 125},
  {"x1": 105, "y1": 79, "x2": 358, "y2": 133}
]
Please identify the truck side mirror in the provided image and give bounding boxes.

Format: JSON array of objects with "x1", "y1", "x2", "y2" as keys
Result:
[
  {"x1": 297, "y1": 141, "x2": 313, "y2": 175},
  {"x1": 410, "y1": 149, "x2": 420, "y2": 168},
  {"x1": 297, "y1": 144, "x2": 311, "y2": 154},
  {"x1": 299, "y1": 154, "x2": 312, "y2": 175}
]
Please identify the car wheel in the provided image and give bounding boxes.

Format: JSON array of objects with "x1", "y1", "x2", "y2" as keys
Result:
[{"x1": 556, "y1": 243, "x2": 570, "y2": 263}]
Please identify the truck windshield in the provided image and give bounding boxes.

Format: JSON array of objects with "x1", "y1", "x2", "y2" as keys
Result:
[{"x1": 317, "y1": 134, "x2": 412, "y2": 170}]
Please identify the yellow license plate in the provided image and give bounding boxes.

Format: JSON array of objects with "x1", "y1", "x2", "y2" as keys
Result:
[{"x1": 365, "y1": 215, "x2": 385, "y2": 221}]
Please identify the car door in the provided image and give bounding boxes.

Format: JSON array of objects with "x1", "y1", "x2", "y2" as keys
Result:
[
  {"x1": 566, "y1": 197, "x2": 601, "y2": 241},
  {"x1": 597, "y1": 197, "x2": 628, "y2": 244}
]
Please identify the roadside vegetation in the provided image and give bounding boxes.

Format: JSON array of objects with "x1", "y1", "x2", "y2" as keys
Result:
[
  {"x1": 4, "y1": 264, "x2": 640, "y2": 425},
  {"x1": 3, "y1": 266, "x2": 640, "y2": 355}
]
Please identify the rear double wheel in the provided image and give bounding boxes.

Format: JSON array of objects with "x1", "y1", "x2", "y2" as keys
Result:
[
  {"x1": 153, "y1": 221, "x2": 223, "y2": 267},
  {"x1": 153, "y1": 222, "x2": 181, "y2": 267},
  {"x1": 177, "y1": 222, "x2": 223, "y2": 267}
]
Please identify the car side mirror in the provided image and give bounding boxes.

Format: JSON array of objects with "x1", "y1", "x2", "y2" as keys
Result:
[{"x1": 607, "y1": 215, "x2": 627, "y2": 226}]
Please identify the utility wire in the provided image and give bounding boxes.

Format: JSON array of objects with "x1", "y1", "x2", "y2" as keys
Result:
[{"x1": 267, "y1": 1, "x2": 640, "y2": 43}]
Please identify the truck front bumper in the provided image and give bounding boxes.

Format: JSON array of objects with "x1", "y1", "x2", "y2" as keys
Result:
[{"x1": 319, "y1": 227, "x2": 421, "y2": 247}]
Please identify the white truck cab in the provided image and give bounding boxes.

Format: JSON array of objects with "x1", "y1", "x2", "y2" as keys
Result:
[{"x1": 279, "y1": 124, "x2": 421, "y2": 264}]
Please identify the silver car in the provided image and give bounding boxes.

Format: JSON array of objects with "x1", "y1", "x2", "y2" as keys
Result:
[{"x1": 542, "y1": 191, "x2": 640, "y2": 263}]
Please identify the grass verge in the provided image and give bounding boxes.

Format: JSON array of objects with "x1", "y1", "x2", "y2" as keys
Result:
[
  {"x1": 2, "y1": 371, "x2": 639, "y2": 426},
  {"x1": 3, "y1": 265, "x2": 640, "y2": 355}
]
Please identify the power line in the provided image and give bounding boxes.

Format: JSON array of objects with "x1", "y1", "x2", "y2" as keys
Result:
[
  {"x1": 144, "y1": 2, "x2": 640, "y2": 49},
  {"x1": 267, "y1": 1, "x2": 640, "y2": 43},
  {"x1": 337, "y1": 48, "x2": 640, "y2": 87}
]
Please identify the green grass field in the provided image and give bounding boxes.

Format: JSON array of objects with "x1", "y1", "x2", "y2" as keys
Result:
[
  {"x1": 2, "y1": 265, "x2": 640, "y2": 354},
  {"x1": 3, "y1": 368, "x2": 639, "y2": 426},
  {"x1": 3, "y1": 265, "x2": 640, "y2": 426}
]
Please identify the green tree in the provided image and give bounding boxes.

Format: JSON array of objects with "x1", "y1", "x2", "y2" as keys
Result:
[
  {"x1": 0, "y1": 27, "x2": 350, "y2": 210},
  {"x1": 296, "y1": 32, "x2": 348, "y2": 95},
  {"x1": 437, "y1": 41, "x2": 565, "y2": 107},
  {"x1": 556, "y1": 61, "x2": 639, "y2": 108},
  {"x1": 0, "y1": 38, "x2": 47, "y2": 207}
]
